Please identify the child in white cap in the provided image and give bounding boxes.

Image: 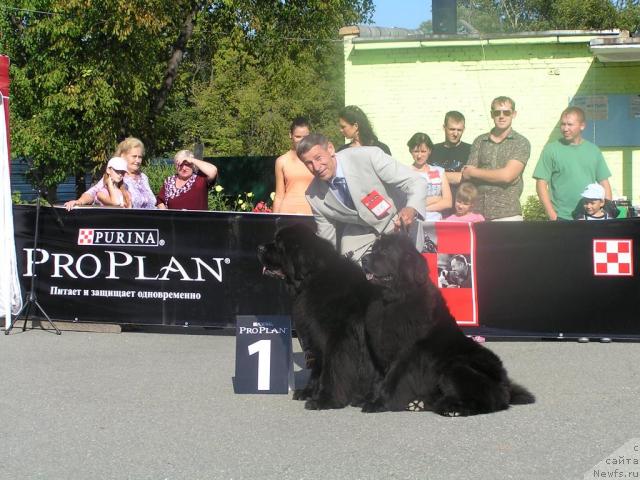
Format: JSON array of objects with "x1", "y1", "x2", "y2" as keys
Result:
[
  {"x1": 575, "y1": 183, "x2": 609, "y2": 220},
  {"x1": 95, "y1": 157, "x2": 132, "y2": 208}
]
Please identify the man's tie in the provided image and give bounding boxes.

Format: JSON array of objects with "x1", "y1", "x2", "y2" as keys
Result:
[{"x1": 332, "y1": 177, "x2": 355, "y2": 210}]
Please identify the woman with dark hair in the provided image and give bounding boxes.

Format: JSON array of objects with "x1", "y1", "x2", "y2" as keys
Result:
[
  {"x1": 337, "y1": 105, "x2": 391, "y2": 155},
  {"x1": 273, "y1": 116, "x2": 313, "y2": 214},
  {"x1": 407, "y1": 132, "x2": 452, "y2": 221}
]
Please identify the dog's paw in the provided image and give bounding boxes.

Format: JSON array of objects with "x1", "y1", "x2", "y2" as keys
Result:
[
  {"x1": 305, "y1": 397, "x2": 343, "y2": 410},
  {"x1": 361, "y1": 399, "x2": 387, "y2": 413},
  {"x1": 441, "y1": 410, "x2": 461, "y2": 417},
  {"x1": 293, "y1": 388, "x2": 312, "y2": 401},
  {"x1": 433, "y1": 396, "x2": 472, "y2": 417},
  {"x1": 406, "y1": 399, "x2": 426, "y2": 412},
  {"x1": 435, "y1": 406, "x2": 471, "y2": 417},
  {"x1": 304, "y1": 399, "x2": 331, "y2": 410}
]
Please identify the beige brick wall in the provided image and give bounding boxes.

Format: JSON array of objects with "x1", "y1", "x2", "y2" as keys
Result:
[{"x1": 343, "y1": 35, "x2": 640, "y2": 203}]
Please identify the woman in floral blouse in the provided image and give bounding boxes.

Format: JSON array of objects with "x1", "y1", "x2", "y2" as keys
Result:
[
  {"x1": 156, "y1": 150, "x2": 218, "y2": 210},
  {"x1": 115, "y1": 137, "x2": 156, "y2": 209}
]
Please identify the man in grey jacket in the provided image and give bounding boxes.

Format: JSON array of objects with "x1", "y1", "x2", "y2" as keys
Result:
[{"x1": 297, "y1": 133, "x2": 427, "y2": 263}]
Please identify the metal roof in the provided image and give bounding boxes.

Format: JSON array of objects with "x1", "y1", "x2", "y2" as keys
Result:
[{"x1": 340, "y1": 25, "x2": 622, "y2": 45}]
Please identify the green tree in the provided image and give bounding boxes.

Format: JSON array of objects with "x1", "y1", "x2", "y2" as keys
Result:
[
  {"x1": 613, "y1": 2, "x2": 640, "y2": 32},
  {"x1": 168, "y1": 37, "x2": 347, "y2": 156},
  {"x1": 459, "y1": 0, "x2": 626, "y2": 33},
  {"x1": 1, "y1": 0, "x2": 374, "y2": 196},
  {"x1": 1, "y1": 0, "x2": 203, "y2": 196},
  {"x1": 419, "y1": 20, "x2": 433, "y2": 33},
  {"x1": 167, "y1": 0, "x2": 374, "y2": 156}
]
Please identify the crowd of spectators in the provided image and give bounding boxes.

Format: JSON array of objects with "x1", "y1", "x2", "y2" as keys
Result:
[
  {"x1": 64, "y1": 97, "x2": 616, "y2": 228},
  {"x1": 65, "y1": 138, "x2": 218, "y2": 211}
]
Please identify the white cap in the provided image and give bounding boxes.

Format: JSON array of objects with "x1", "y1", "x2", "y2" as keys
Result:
[
  {"x1": 581, "y1": 183, "x2": 605, "y2": 200},
  {"x1": 107, "y1": 156, "x2": 128, "y2": 172}
]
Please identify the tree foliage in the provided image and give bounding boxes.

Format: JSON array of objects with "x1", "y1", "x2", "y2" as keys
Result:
[
  {"x1": 166, "y1": 0, "x2": 374, "y2": 156},
  {"x1": 0, "y1": 0, "x2": 373, "y2": 193},
  {"x1": 459, "y1": 0, "x2": 638, "y2": 33},
  {"x1": 1, "y1": 0, "x2": 202, "y2": 190}
]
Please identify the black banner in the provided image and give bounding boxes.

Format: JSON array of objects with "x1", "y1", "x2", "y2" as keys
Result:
[
  {"x1": 13, "y1": 205, "x2": 313, "y2": 327},
  {"x1": 12, "y1": 205, "x2": 640, "y2": 338},
  {"x1": 474, "y1": 220, "x2": 640, "y2": 337}
]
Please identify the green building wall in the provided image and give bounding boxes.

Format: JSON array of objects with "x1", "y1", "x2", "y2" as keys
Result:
[{"x1": 342, "y1": 33, "x2": 640, "y2": 203}]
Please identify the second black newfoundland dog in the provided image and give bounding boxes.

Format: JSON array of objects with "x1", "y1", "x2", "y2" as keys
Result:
[
  {"x1": 361, "y1": 233, "x2": 535, "y2": 415},
  {"x1": 258, "y1": 223, "x2": 378, "y2": 410}
]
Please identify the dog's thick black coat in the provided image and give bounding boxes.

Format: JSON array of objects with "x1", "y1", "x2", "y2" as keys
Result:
[
  {"x1": 258, "y1": 224, "x2": 378, "y2": 410},
  {"x1": 362, "y1": 233, "x2": 535, "y2": 416}
]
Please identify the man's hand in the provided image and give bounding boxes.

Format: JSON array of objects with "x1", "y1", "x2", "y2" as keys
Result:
[
  {"x1": 535, "y1": 179, "x2": 559, "y2": 221},
  {"x1": 393, "y1": 207, "x2": 418, "y2": 230},
  {"x1": 461, "y1": 165, "x2": 477, "y2": 180}
]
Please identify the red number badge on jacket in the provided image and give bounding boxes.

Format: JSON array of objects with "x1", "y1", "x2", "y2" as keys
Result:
[{"x1": 361, "y1": 190, "x2": 391, "y2": 218}]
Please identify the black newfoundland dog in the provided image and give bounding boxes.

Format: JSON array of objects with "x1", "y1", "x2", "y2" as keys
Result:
[
  {"x1": 258, "y1": 224, "x2": 378, "y2": 410},
  {"x1": 361, "y1": 233, "x2": 535, "y2": 416}
]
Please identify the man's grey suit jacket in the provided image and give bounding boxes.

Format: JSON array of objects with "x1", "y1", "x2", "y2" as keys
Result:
[{"x1": 305, "y1": 146, "x2": 428, "y2": 261}]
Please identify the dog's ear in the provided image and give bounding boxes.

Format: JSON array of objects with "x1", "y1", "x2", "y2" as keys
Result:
[
  {"x1": 280, "y1": 236, "x2": 332, "y2": 289},
  {"x1": 409, "y1": 251, "x2": 429, "y2": 285}
]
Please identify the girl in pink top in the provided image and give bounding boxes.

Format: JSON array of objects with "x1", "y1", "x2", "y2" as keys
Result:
[{"x1": 443, "y1": 182, "x2": 485, "y2": 223}]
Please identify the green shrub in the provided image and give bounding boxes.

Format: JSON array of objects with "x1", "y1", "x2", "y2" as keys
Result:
[
  {"x1": 522, "y1": 195, "x2": 548, "y2": 221},
  {"x1": 208, "y1": 185, "x2": 231, "y2": 211},
  {"x1": 144, "y1": 158, "x2": 175, "y2": 195},
  {"x1": 11, "y1": 191, "x2": 50, "y2": 206},
  {"x1": 12, "y1": 191, "x2": 24, "y2": 205}
]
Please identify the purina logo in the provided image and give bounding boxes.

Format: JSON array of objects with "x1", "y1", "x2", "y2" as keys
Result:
[
  {"x1": 253, "y1": 321, "x2": 274, "y2": 328},
  {"x1": 77, "y1": 228, "x2": 163, "y2": 247},
  {"x1": 593, "y1": 239, "x2": 634, "y2": 276}
]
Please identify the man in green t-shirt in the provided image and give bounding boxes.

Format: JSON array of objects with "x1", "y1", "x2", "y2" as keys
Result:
[{"x1": 532, "y1": 106, "x2": 612, "y2": 221}]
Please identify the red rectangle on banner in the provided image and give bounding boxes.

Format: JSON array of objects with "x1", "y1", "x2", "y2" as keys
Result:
[
  {"x1": 435, "y1": 222, "x2": 472, "y2": 253},
  {"x1": 441, "y1": 288, "x2": 476, "y2": 325}
]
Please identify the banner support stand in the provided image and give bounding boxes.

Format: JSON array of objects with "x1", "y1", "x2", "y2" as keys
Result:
[{"x1": 5, "y1": 189, "x2": 61, "y2": 335}]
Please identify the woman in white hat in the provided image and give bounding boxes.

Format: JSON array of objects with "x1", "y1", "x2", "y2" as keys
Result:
[
  {"x1": 94, "y1": 157, "x2": 132, "y2": 208},
  {"x1": 64, "y1": 156, "x2": 132, "y2": 210}
]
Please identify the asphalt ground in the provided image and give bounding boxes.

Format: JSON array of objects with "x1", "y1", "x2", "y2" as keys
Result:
[{"x1": 1, "y1": 327, "x2": 639, "y2": 480}]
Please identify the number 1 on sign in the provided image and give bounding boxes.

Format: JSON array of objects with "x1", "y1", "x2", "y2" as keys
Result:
[{"x1": 248, "y1": 340, "x2": 271, "y2": 390}]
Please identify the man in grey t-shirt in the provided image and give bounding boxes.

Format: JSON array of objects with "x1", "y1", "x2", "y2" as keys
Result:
[{"x1": 462, "y1": 96, "x2": 531, "y2": 221}]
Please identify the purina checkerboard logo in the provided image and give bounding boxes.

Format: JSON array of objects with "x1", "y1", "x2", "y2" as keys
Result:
[
  {"x1": 77, "y1": 228, "x2": 162, "y2": 247},
  {"x1": 593, "y1": 239, "x2": 634, "y2": 277}
]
